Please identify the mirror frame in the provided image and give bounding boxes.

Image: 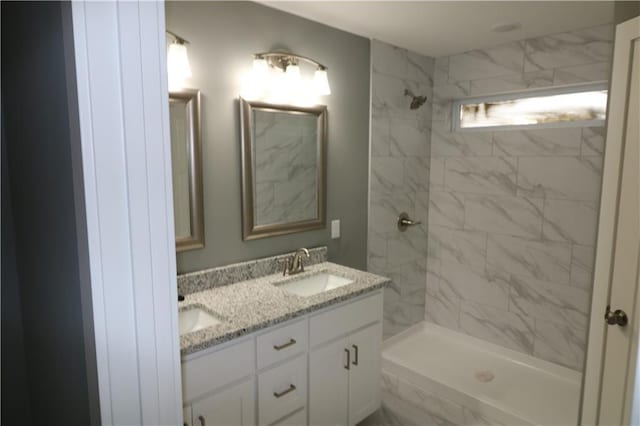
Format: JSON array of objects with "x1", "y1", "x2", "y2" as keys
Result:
[
  {"x1": 239, "y1": 97, "x2": 327, "y2": 240},
  {"x1": 170, "y1": 88, "x2": 205, "y2": 252}
]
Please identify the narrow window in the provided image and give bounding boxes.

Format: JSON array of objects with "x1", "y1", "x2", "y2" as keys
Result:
[{"x1": 453, "y1": 85, "x2": 608, "y2": 130}]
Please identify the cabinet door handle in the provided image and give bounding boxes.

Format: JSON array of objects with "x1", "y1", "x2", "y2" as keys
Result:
[
  {"x1": 273, "y1": 338, "x2": 296, "y2": 351},
  {"x1": 198, "y1": 415, "x2": 205, "y2": 426},
  {"x1": 273, "y1": 384, "x2": 296, "y2": 398},
  {"x1": 344, "y1": 348, "x2": 350, "y2": 370},
  {"x1": 352, "y1": 344, "x2": 359, "y2": 366}
]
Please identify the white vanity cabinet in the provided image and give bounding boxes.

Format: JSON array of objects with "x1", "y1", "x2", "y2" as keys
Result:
[
  {"x1": 181, "y1": 290, "x2": 383, "y2": 426},
  {"x1": 182, "y1": 338, "x2": 256, "y2": 426},
  {"x1": 189, "y1": 379, "x2": 255, "y2": 426},
  {"x1": 308, "y1": 323, "x2": 382, "y2": 426},
  {"x1": 308, "y1": 336, "x2": 350, "y2": 425},
  {"x1": 308, "y1": 294, "x2": 383, "y2": 426},
  {"x1": 347, "y1": 323, "x2": 383, "y2": 424}
]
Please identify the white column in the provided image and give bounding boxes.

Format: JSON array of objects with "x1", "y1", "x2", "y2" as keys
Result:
[{"x1": 70, "y1": 1, "x2": 182, "y2": 424}]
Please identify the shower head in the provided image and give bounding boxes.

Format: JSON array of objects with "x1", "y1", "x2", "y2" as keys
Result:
[{"x1": 404, "y1": 89, "x2": 427, "y2": 110}]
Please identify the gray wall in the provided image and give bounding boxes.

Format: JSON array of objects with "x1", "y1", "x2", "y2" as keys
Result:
[
  {"x1": 368, "y1": 40, "x2": 434, "y2": 339},
  {"x1": 615, "y1": 0, "x2": 640, "y2": 23},
  {"x1": 1, "y1": 2, "x2": 99, "y2": 423},
  {"x1": 425, "y1": 24, "x2": 614, "y2": 371},
  {"x1": 167, "y1": 2, "x2": 371, "y2": 274}
]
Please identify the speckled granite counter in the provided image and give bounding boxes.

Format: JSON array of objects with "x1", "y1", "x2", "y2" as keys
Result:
[
  {"x1": 178, "y1": 247, "x2": 328, "y2": 295},
  {"x1": 179, "y1": 261, "x2": 390, "y2": 356}
]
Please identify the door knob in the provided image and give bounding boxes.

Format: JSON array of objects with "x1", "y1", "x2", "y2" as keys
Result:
[{"x1": 605, "y1": 305, "x2": 628, "y2": 327}]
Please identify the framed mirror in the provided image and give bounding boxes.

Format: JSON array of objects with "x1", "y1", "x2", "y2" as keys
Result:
[
  {"x1": 239, "y1": 98, "x2": 327, "y2": 240},
  {"x1": 169, "y1": 88, "x2": 204, "y2": 251}
]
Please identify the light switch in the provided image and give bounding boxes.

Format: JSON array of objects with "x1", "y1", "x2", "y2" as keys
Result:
[{"x1": 331, "y1": 219, "x2": 341, "y2": 239}]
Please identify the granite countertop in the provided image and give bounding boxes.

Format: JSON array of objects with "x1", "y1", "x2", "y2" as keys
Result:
[{"x1": 179, "y1": 262, "x2": 390, "y2": 356}]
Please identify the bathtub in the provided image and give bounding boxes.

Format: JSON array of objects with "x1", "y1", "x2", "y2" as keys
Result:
[{"x1": 380, "y1": 322, "x2": 582, "y2": 426}]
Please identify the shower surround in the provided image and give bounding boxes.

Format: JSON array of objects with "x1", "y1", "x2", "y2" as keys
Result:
[
  {"x1": 368, "y1": 40, "x2": 434, "y2": 338},
  {"x1": 425, "y1": 24, "x2": 614, "y2": 371}
]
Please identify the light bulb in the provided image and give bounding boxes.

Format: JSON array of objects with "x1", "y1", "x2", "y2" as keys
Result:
[
  {"x1": 269, "y1": 70, "x2": 289, "y2": 103},
  {"x1": 285, "y1": 64, "x2": 301, "y2": 84},
  {"x1": 313, "y1": 69, "x2": 331, "y2": 96},
  {"x1": 252, "y1": 57, "x2": 268, "y2": 81},
  {"x1": 167, "y1": 42, "x2": 192, "y2": 89},
  {"x1": 283, "y1": 64, "x2": 302, "y2": 101}
]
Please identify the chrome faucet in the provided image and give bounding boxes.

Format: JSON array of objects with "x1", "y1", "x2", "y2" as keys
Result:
[{"x1": 281, "y1": 248, "x2": 310, "y2": 276}]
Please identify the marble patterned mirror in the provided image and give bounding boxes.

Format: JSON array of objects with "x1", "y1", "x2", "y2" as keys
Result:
[{"x1": 239, "y1": 98, "x2": 327, "y2": 240}]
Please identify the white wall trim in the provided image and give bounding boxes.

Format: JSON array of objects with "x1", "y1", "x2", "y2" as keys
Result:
[
  {"x1": 71, "y1": 1, "x2": 182, "y2": 424},
  {"x1": 580, "y1": 15, "x2": 640, "y2": 426}
]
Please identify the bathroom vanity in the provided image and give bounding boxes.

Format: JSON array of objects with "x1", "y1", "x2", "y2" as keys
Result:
[{"x1": 178, "y1": 248, "x2": 389, "y2": 426}]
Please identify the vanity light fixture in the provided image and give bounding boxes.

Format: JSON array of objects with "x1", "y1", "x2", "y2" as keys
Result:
[
  {"x1": 251, "y1": 51, "x2": 331, "y2": 98},
  {"x1": 166, "y1": 30, "x2": 192, "y2": 90}
]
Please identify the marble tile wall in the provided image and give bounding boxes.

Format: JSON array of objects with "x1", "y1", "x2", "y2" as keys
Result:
[
  {"x1": 368, "y1": 40, "x2": 434, "y2": 339},
  {"x1": 425, "y1": 24, "x2": 614, "y2": 371}
]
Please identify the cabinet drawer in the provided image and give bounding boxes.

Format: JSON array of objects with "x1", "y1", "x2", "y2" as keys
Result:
[
  {"x1": 272, "y1": 408, "x2": 306, "y2": 426},
  {"x1": 258, "y1": 355, "x2": 307, "y2": 426},
  {"x1": 309, "y1": 291, "x2": 382, "y2": 346},
  {"x1": 257, "y1": 319, "x2": 307, "y2": 369},
  {"x1": 182, "y1": 339, "x2": 254, "y2": 402}
]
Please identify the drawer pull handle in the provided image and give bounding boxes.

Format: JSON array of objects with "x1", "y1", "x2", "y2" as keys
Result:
[
  {"x1": 344, "y1": 348, "x2": 350, "y2": 370},
  {"x1": 352, "y1": 344, "x2": 359, "y2": 366},
  {"x1": 273, "y1": 338, "x2": 297, "y2": 351},
  {"x1": 198, "y1": 415, "x2": 205, "y2": 426},
  {"x1": 273, "y1": 384, "x2": 296, "y2": 398}
]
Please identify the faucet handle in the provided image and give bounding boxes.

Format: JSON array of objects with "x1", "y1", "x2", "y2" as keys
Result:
[
  {"x1": 397, "y1": 212, "x2": 422, "y2": 232},
  {"x1": 278, "y1": 257, "x2": 291, "y2": 276}
]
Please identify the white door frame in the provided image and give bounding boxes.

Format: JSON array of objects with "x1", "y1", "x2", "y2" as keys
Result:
[
  {"x1": 70, "y1": 1, "x2": 183, "y2": 424},
  {"x1": 581, "y1": 15, "x2": 640, "y2": 426}
]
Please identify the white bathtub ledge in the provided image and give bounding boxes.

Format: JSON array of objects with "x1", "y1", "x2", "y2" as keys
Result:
[
  {"x1": 381, "y1": 370, "x2": 508, "y2": 426},
  {"x1": 381, "y1": 321, "x2": 580, "y2": 426}
]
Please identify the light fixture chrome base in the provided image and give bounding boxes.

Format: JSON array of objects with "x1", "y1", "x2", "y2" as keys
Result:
[{"x1": 255, "y1": 51, "x2": 327, "y2": 72}]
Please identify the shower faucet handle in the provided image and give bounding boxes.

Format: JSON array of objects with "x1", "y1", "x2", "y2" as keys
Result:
[{"x1": 397, "y1": 212, "x2": 422, "y2": 232}]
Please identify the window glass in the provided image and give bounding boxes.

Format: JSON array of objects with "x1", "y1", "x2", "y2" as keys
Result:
[{"x1": 456, "y1": 88, "x2": 608, "y2": 129}]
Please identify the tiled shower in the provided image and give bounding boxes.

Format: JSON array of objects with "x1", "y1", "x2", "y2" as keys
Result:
[
  {"x1": 368, "y1": 24, "x2": 614, "y2": 370},
  {"x1": 368, "y1": 40, "x2": 434, "y2": 339}
]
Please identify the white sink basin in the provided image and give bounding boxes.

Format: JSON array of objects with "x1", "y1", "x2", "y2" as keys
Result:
[
  {"x1": 179, "y1": 307, "x2": 222, "y2": 335},
  {"x1": 277, "y1": 272, "x2": 354, "y2": 297}
]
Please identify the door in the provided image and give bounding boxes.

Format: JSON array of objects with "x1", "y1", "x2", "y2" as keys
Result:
[
  {"x1": 599, "y1": 33, "x2": 640, "y2": 425},
  {"x1": 183, "y1": 406, "x2": 193, "y2": 426},
  {"x1": 309, "y1": 337, "x2": 349, "y2": 426},
  {"x1": 581, "y1": 15, "x2": 640, "y2": 426},
  {"x1": 191, "y1": 379, "x2": 255, "y2": 426},
  {"x1": 348, "y1": 323, "x2": 382, "y2": 426}
]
